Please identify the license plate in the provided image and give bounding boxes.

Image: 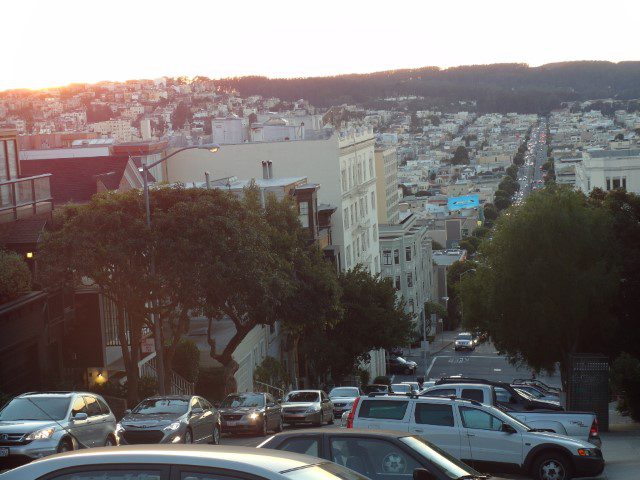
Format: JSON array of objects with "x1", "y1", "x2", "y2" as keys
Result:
[
  {"x1": 0, "y1": 448, "x2": 8, "y2": 457},
  {"x1": 225, "y1": 421, "x2": 237, "y2": 427}
]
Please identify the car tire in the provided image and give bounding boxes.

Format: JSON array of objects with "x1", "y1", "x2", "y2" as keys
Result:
[
  {"x1": 104, "y1": 435, "x2": 116, "y2": 447},
  {"x1": 532, "y1": 452, "x2": 573, "y2": 480},
  {"x1": 211, "y1": 424, "x2": 221, "y2": 445},
  {"x1": 184, "y1": 428, "x2": 193, "y2": 444},
  {"x1": 57, "y1": 438, "x2": 73, "y2": 453}
]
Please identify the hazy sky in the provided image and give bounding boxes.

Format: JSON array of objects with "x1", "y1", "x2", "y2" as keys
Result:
[{"x1": 3, "y1": 0, "x2": 639, "y2": 91}]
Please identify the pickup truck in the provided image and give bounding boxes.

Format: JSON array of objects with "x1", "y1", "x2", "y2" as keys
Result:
[
  {"x1": 348, "y1": 394, "x2": 604, "y2": 480},
  {"x1": 422, "y1": 383, "x2": 600, "y2": 446}
]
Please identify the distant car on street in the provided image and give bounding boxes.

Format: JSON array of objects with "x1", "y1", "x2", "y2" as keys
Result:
[
  {"x1": 117, "y1": 395, "x2": 220, "y2": 445},
  {"x1": 328, "y1": 387, "x2": 361, "y2": 420},
  {"x1": 219, "y1": 392, "x2": 283, "y2": 436},
  {"x1": 386, "y1": 356, "x2": 418, "y2": 375},
  {"x1": 281, "y1": 390, "x2": 334, "y2": 427},
  {"x1": 453, "y1": 332, "x2": 475, "y2": 351}
]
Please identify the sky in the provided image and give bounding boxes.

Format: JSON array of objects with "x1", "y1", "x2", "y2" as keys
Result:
[{"x1": 3, "y1": 0, "x2": 639, "y2": 92}]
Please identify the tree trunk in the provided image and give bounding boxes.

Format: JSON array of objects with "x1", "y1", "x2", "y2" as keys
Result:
[
  {"x1": 128, "y1": 316, "x2": 142, "y2": 406},
  {"x1": 115, "y1": 301, "x2": 139, "y2": 406},
  {"x1": 222, "y1": 359, "x2": 239, "y2": 395}
]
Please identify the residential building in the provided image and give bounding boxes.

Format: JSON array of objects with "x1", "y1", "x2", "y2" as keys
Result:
[
  {"x1": 379, "y1": 214, "x2": 434, "y2": 335},
  {"x1": 374, "y1": 146, "x2": 400, "y2": 224},
  {"x1": 89, "y1": 119, "x2": 133, "y2": 143},
  {"x1": 575, "y1": 146, "x2": 640, "y2": 194}
]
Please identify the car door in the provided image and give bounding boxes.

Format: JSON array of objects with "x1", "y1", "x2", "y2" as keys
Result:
[
  {"x1": 68, "y1": 395, "x2": 92, "y2": 447},
  {"x1": 409, "y1": 400, "x2": 464, "y2": 458},
  {"x1": 459, "y1": 388, "x2": 485, "y2": 403},
  {"x1": 189, "y1": 397, "x2": 206, "y2": 443},
  {"x1": 198, "y1": 397, "x2": 216, "y2": 441},
  {"x1": 82, "y1": 395, "x2": 108, "y2": 447},
  {"x1": 328, "y1": 435, "x2": 422, "y2": 480},
  {"x1": 458, "y1": 406, "x2": 523, "y2": 469},
  {"x1": 265, "y1": 394, "x2": 279, "y2": 429}
]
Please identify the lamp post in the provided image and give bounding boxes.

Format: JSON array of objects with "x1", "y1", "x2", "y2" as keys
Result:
[{"x1": 141, "y1": 143, "x2": 220, "y2": 395}]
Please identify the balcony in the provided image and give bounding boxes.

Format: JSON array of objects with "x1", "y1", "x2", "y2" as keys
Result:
[{"x1": 0, "y1": 174, "x2": 53, "y2": 224}]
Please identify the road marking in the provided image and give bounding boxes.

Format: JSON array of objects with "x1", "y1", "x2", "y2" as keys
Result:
[
  {"x1": 448, "y1": 357, "x2": 470, "y2": 364},
  {"x1": 494, "y1": 368, "x2": 502, "y2": 372},
  {"x1": 426, "y1": 356, "x2": 438, "y2": 378}
]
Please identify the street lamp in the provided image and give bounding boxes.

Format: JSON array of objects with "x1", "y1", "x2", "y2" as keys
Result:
[{"x1": 142, "y1": 143, "x2": 220, "y2": 395}]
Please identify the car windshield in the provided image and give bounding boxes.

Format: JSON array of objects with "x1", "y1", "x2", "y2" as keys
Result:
[
  {"x1": 329, "y1": 388, "x2": 359, "y2": 398},
  {"x1": 514, "y1": 387, "x2": 542, "y2": 398},
  {"x1": 221, "y1": 394, "x2": 265, "y2": 408},
  {"x1": 0, "y1": 397, "x2": 70, "y2": 421},
  {"x1": 400, "y1": 436, "x2": 480, "y2": 480},
  {"x1": 132, "y1": 398, "x2": 189, "y2": 415},
  {"x1": 284, "y1": 461, "x2": 368, "y2": 480},
  {"x1": 457, "y1": 334, "x2": 472, "y2": 340},
  {"x1": 285, "y1": 392, "x2": 320, "y2": 403}
]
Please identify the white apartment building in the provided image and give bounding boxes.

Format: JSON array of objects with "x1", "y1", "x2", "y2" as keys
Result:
[
  {"x1": 575, "y1": 147, "x2": 640, "y2": 194},
  {"x1": 375, "y1": 146, "x2": 400, "y2": 224},
  {"x1": 89, "y1": 119, "x2": 133, "y2": 143}
]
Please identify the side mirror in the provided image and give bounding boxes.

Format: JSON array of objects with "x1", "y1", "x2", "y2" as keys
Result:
[
  {"x1": 213, "y1": 401, "x2": 221, "y2": 409},
  {"x1": 413, "y1": 468, "x2": 437, "y2": 480},
  {"x1": 123, "y1": 409, "x2": 131, "y2": 415},
  {"x1": 73, "y1": 412, "x2": 88, "y2": 421},
  {"x1": 501, "y1": 423, "x2": 517, "y2": 434}
]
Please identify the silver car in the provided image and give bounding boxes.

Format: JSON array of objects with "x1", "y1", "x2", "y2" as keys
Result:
[
  {"x1": 0, "y1": 391, "x2": 117, "y2": 469},
  {"x1": 328, "y1": 387, "x2": 360, "y2": 419},
  {"x1": 281, "y1": 390, "x2": 333, "y2": 426},
  {"x1": 116, "y1": 395, "x2": 220, "y2": 445},
  {"x1": 0, "y1": 445, "x2": 370, "y2": 480}
]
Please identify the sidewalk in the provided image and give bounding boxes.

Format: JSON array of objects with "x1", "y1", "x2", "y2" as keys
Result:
[{"x1": 594, "y1": 405, "x2": 640, "y2": 479}]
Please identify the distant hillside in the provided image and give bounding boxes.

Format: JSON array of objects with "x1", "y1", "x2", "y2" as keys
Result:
[{"x1": 215, "y1": 61, "x2": 640, "y2": 114}]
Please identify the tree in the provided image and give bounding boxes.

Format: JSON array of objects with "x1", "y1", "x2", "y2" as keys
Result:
[
  {"x1": 172, "y1": 339, "x2": 200, "y2": 384},
  {"x1": 0, "y1": 249, "x2": 31, "y2": 303},
  {"x1": 451, "y1": 146, "x2": 470, "y2": 165},
  {"x1": 171, "y1": 102, "x2": 193, "y2": 129},
  {"x1": 506, "y1": 165, "x2": 518, "y2": 180},
  {"x1": 445, "y1": 260, "x2": 478, "y2": 329},
  {"x1": 494, "y1": 195, "x2": 512, "y2": 211},
  {"x1": 300, "y1": 267, "x2": 413, "y2": 384},
  {"x1": 472, "y1": 226, "x2": 490, "y2": 238},
  {"x1": 460, "y1": 186, "x2": 618, "y2": 388},
  {"x1": 483, "y1": 203, "x2": 498, "y2": 224}
]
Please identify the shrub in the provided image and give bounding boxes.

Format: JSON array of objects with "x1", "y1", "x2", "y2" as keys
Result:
[
  {"x1": 611, "y1": 353, "x2": 640, "y2": 421},
  {"x1": 0, "y1": 249, "x2": 31, "y2": 303},
  {"x1": 357, "y1": 368, "x2": 370, "y2": 387},
  {"x1": 254, "y1": 356, "x2": 290, "y2": 391},
  {"x1": 173, "y1": 339, "x2": 200, "y2": 383},
  {"x1": 196, "y1": 366, "x2": 226, "y2": 402}
]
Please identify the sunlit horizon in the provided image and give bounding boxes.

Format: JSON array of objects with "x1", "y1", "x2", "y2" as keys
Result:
[{"x1": 3, "y1": 0, "x2": 639, "y2": 92}]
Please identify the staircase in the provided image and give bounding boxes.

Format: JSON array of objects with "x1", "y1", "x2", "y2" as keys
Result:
[{"x1": 138, "y1": 352, "x2": 195, "y2": 395}]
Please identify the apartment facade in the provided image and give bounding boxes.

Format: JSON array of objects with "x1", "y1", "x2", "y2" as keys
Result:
[
  {"x1": 575, "y1": 147, "x2": 640, "y2": 194},
  {"x1": 374, "y1": 146, "x2": 400, "y2": 224}
]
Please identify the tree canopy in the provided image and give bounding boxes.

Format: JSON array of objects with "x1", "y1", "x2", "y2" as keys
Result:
[
  {"x1": 451, "y1": 146, "x2": 470, "y2": 165},
  {"x1": 0, "y1": 248, "x2": 31, "y2": 303}
]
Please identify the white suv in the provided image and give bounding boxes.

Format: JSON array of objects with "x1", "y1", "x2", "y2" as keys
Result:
[{"x1": 347, "y1": 395, "x2": 604, "y2": 480}]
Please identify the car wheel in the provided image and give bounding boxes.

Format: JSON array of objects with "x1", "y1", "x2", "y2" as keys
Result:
[
  {"x1": 533, "y1": 453, "x2": 573, "y2": 480},
  {"x1": 184, "y1": 428, "x2": 193, "y2": 444},
  {"x1": 104, "y1": 435, "x2": 116, "y2": 447},
  {"x1": 211, "y1": 424, "x2": 221, "y2": 445},
  {"x1": 57, "y1": 438, "x2": 73, "y2": 453},
  {"x1": 275, "y1": 416, "x2": 283, "y2": 433}
]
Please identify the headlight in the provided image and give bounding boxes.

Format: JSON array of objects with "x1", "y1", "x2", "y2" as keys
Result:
[
  {"x1": 25, "y1": 427, "x2": 55, "y2": 440},
  {"x1": 115, "y1": 423, "x2": 125, "y2": 433},
  {"x1": 306, "y1": 405, "x2": 321, "y2": 413},
  {"x1": 163, "y1": 422, "x2": 181, "y2": 432},
  {"x1": 248, "y1": 412, "x2": 261, "y2": 421},
  {"x1": 578, "y1": 448, "x2": 597, "y2": 457}
]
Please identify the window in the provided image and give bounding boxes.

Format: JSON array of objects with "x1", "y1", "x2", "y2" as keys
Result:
[
  {"x1": 382, "y1": 250, "x2": 392, "y2": 265},
  {"x1": 342, "y1": 170, "x2": 347, "y2": 191},
  {"x1": 351, "y1": 204, "x2": 356, "y2": 224},
  {"x1": 71, "y1": 396, "x2": 87, "y2": 416},
  {"x1": 359, "y1": 198, "x2": 364, "y2": 217},
  {"x1": 393, "y1": 249, "x2": 399, "y2": 264},
  {"x1": 96, "y1": 397, "x2": 111, "y2": 415},
  {"x1": 371, "y1": 192, "x2": 376, "y2": 210},
  {"x1": 423, "y1": 388, "x2": 456, "y2": 398},
  {"x1": 494, "y1": 387, "x2": 516, "y2": 405},
  {"x1": 280, "y1": 436, "x2": 320, "y2": 457},
  {"x1": 405, "y1": 246, "x2": 412, "y2": 262},
  {"x1": 330, "y1": 437, "x2": 420, "y2": 479},
  {"x1": 612, "y1": 178, "x2": 621, "y2": 189},
  {"x1": 50, "y1": 469, "x2": 164, "y2": 480},
  {"x1": 356, "y1": 238, "x2": 360, "y2": 256},
  {"x1": 394, "y1": 276, "x2": 401, "y2": 290},
  {"x1": 358, "y1": 400, "x2": 408, "y2": 420},
  {"x1": 461, "y1": 389, "x2": 484, "y2": 402},
  {"x1": 369, "y1": 158, "x2": 374, "y2": 178},
  {"x1": 373, "y1": 224, "x2": 377, "y2": 238},
  {"x1": 344, "y1": 208, "x2": 349, "y2": 229},
  {"x1": 83, "y1": 396, "x2": 102, "y2": 417},
  {"x1": 299, "y1": 201, "x2": 309, "y2": 228},
  {"x1": 606, "y1": 177, "x2": 611, "y2": 191},
  {"x1": 459, "y1": 406, "x2": 503, "y2": 431},
  {"x1": 414, "y1": 403, "x2": 454, "y2": 427},
  {"x1": 407, "y1": 273, "x2": 413, "y2": 288},
  {"x1": 0, "y1": 140, "x2": 6, "y2": 181}
]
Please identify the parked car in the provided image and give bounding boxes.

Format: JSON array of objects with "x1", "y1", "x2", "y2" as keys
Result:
[
  {"x1": 328, "y1": 387, "x2": 361, "y2": 420},
  {"x1": 219, "y1": 392, "x2": 283, "y2": 436},
  {"x1": 453, "y1": 332, "x2": 475, "y2": 351},
  {"x1": 512, "y1": 385, "x2": 560, "y2": 403},
  {"x1": 281, "y1": 390, "x2": 333, "y2": 427},
  {"x1": 424, "y1": 380, "x2": 600, "y2": 446},
  {"x1": 401, "y1": 382, "x2": 421, "y2": 392},
  {"x1": 387, "y1": 356, "x2": 418, "y2": 375},
  {"x1": 391, "y1": 384, "x2": 417, "y2": 395},
  {"x1": 348, "y1": 394, "x2": 604, "y2": 480},
  {"x1": 0, "y1": 444, "x2": 369, "y2": 480},
  {"x1": 0, "y1": 391, "x2": 117, "y2": 469},
  {"x1": 513, "y1": 379, "x2": 562, "y2": 396},
  {"x1": 116, "y1": 395, "x2": 220, "y2": 445},
  {"x1": 362, "y1": 384, "x2": 391, "y2": 395},
  {"x1": 258, "y1": 428, "x2": 506, "y2": 480}
]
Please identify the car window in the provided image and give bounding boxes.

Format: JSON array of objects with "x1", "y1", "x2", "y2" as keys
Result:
[
  {"x1": 284, "y1": 462, "x2": 368, "y2": 480},
  {"x1": 49, "y1": 469, "x2": 164, "y2": 480},
  {"x1": 96, "y1": 397, "x2": 112, "y2": 415},
  {"x1": 285, "y1": 392, "x2": 320, "y2": 403},
  {"x1": 191, "y1": 398, "x2": 203, "y2": 410},
  {"x1": 494, "y1": 387, "x2": 515, "y2": 404},
  {"x1": 459, "y1": 406, "x2": 503, "y2": 431},
  {"x1": 83, "y1": 396, "x2": 102, "y2": 417},
  {"x1": 358, "y1": 400, "x2": 408, "y2": 420},
  {"x1": 132, "y1": 398, "x2": 189, "y2": 415},
  {"x1": 423, "y1": 388, "x2": 455, "y2": 397},
  {"x1": 330, "y1": 437, "x2": 420, "y2": 480},
  {"x1": 71, "y1": 396, "x2": 87, "y2": 416},
  {"x1": 460, "y1": 389, "x2": 484, "y2": 402},
  {"x1": 0, "y1": 397, "x2": 70, "y2": 421},
  {"x1": 200, "y1": 399, "x2": 212, "y2": 410},
  {"x1": 279, "y1": 436, "x2": 320, "y2": 456},
  {"x1": 414, "y1": 403, "x2": 454, "y2": 427}
]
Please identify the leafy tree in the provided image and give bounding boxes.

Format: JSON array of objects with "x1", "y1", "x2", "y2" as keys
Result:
[
  {"x1": 459, "y1": 239, "x2": 476, "y2": 255},
  {"x1": 171, "y1": 101, "x2": 193, "y2": 129},
  {"x1": 0, "y1": 249, "x2": 31, "y2": 303},
  {"x1": 445, "y1": 260, "x2": 478, "y2": 329},
  {"x1": 460, "y1": 186, "x2": 617, "y2": 388},
  {"x1": 451, "y1": 146, "x2": 470, "y2": 165},
  {"x1": 506, "y1": 165, "x2": 518, "y2": 180},
  {"x1": 494, "y1": 195, "x2": 512, "y2": 211},
  {"x1": 483, "y1": 203, "x2": 498, "y2": 223},
  {"x1": 498, "y1": 176, "x2": 520, "y2": 196},
  {"x1": 472, "y1": 226, "x2": 490, "y2": 238},
  {"x1": 424, "y1": 301, "x2": 447, "y2": 322},
  {"x1": 429, "y1": 115, "x2": 441, "y2": 126},
  {"x1": 611, "y1": 353, "x2": 640, "y2": 421},
  {"x1": 172, "y1": 339, "x2": 200, "y2": 384},
  {"x1": 254, "y1": 356, "x2": 290, "y2": 392}
]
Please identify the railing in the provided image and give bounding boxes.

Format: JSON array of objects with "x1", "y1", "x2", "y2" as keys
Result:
[
  {"x1": 0, "y1": 174, "x2": 53, "y2": 223},
  {"x1": 138, "y1": 351, "x2": 195, "y2": 395},
  {"x1": 254, "y1": 380, "x2": 286, "y2": 399}
]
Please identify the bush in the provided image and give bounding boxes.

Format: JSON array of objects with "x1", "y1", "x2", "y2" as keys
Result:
[
  {"x1": 254, "y1": 356, "x2": 290, "y2": 391},
  {"x1": 196, "y1": 366, "x2": 226, "y2": 402},
  {"x1": 173, "y1": 339, "x2": 200, "y2": 383},
  {"x1": 0, "y1": 249, "x2": 31, "y2": 303},
  {"x1": 137, "y1": 376, "x2": 158, "y2": 400},
  {"x1": 357, "y1": 368, "x2": 370, "y2": 387},
  {"x1": 611, "y1": 353, "x2": 640, "y2": 421},
  {"x1": 373, "y1": 375, "x2": 391, "y2": 386}
]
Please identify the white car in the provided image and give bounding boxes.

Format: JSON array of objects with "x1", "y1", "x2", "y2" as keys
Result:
[
  {"x1": 328, "y1": 387, "x2": 361, "y2": 420},
  {"x1": 348, "y1": 394, "x2": 604, "y2": 480},
  {"x1": 0, "y1": 445, "x2": 368, "y2": 480}
]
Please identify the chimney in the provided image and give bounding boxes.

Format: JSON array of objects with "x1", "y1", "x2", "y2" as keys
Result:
[
  {"x1": 267, "y1": 161, "x2": 273, "y2": 179},
  {"x1": 262, "y1": 160, "x2": 273, "y2": 179}
]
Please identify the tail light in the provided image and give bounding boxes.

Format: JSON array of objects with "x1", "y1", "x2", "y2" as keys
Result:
[
  {"x1": 589, "y1": 418, "x2": 599, "y2": 438},
  {"x1": 346, "y1": 397, "x2": 360, "y2": 429}
]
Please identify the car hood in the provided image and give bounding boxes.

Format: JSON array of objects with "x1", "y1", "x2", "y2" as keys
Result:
[
  {"x1": 219, "y1": 406, "x2": 264, "y2": 414},
  {"x1": 527, "y1": 430, "x2": 593, "y2": 448},
  {"x1": 330, "y1": 397, "x2": 358, "y2": 403},
  {"x1": 120, "y1": 413, "x2": 185, "y2": 426},
  {"x1": 281, "y1": 402, "x2": 317, "y2": 408},
  {"x1": 0, "y1": 420, "x2": 58, "y2": 433}
]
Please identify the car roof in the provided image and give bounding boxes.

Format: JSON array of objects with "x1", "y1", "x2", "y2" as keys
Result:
[
  {"x1": 18, "y1": 391, "x2": 87, "y2": 398},
  {"x1": 287, "y1": 390, "x2": 321, "y2": 394},
  {"x1": 6, "y1": 445, "x2": 326, "y2": 479},
  {"x1": 144, "y1": 395, "x2": 193, "y2": 400}
]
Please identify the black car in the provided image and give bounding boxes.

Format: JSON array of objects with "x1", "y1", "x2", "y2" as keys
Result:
[
  {"x1": 258, "y1": 428, "x2": 507, "y2": 480},
  {"x1": 387, "y1": 356, "x2": 418, "y2": 375},
  {"x1": 218, "y1": 392, "x2": 283, "y2": 435}
]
